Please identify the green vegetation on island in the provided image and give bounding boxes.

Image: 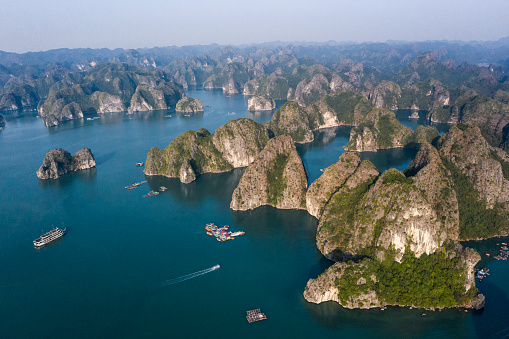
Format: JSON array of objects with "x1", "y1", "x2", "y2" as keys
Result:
[
  {"x1": 334, "y1": 247, "x2": 478, "y2": 309},
  {"x1": 175, "y1": 96, "x2": 204, "y2": 113},
  {"x1": 230, "y1": 135, "x2": 308, "y2": 211},
  {"x1": 144, "y1": 118, "x2": 270, "y2": 183}
]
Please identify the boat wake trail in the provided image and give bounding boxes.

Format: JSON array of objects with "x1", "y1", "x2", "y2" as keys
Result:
[{"x1": 160, "y1": 265, "x2": 220, "y2": 287}]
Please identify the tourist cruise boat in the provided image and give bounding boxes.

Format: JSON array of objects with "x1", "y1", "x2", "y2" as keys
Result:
[{"x1": 33, "y1": 226, "x2": 66, "y2": 247}]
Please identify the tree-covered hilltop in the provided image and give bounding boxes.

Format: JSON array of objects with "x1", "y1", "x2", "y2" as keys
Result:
[
  {"x1": 344, "y1": 108, "x2": 439, "y2": 152},
  {"x1": 304, "y1": 123, "x2": 508, "y2": 310},
  {"x1": 230, "y1": 135, "x2": 307, "y2": 211},
  {"x1": 144, "y1": 118, "x2": 270, "y2": 183},
  {"x1": 305, "y1": 245, "x2": 480, "y2": 309},
  {"x1": 144, "y1": 128, "x2": 232, "y2": 184},
  {"x1": 267, "y1": 102, "x2": 315, "y2": 143},
  {"x1": 2, "y1": 42, "x2": 509, "y2": 146},
  {"x1": 266, "y1": 92, "x2": 372, "y2": 143},
  {"x1": 36, "y1": 148, "x2": 96, "y2": 179},
  {"x1": 436, "y1": 124, "x2": 509, "y2": 239},
  {"x1": 175, "y1": 96, "x2": 204, "y2": 113},
  {"x1": 36, "y1": 64, "x2": 183, "y2": 126}
]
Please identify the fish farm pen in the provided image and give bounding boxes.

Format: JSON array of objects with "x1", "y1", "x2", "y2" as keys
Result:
[{"x1": 246, "y1": 309, "x2": 267, "y2": 323}]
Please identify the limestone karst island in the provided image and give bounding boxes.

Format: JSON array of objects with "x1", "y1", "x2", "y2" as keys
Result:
[{"x1": 2, "y1": 32, "x2": 509, "y2": 337}]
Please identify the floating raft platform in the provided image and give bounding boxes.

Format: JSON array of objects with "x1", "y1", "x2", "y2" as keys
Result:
[
  {"x1": 246, "y1": 309, "x2": 266, "y2": 323},
  {"x1": 125, "y1": 180, "x2": 147, "y2": 189},
  {"x1": 142, "y1": 190, "x2": 159, "y2": 198},
  {"x1": 205, "y1": 223, "x2": 245, "y2": 242}
]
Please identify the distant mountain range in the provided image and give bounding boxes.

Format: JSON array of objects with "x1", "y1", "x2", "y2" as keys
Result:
[
  {"x1": 1, "y1": 38, "x2": 508, "y2": 147},
  {"x1": 1, "y1": 37, "x2": 509, "y2": 70}
]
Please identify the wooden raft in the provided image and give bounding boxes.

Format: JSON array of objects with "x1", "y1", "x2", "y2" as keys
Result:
[{"x1": 246, "y1": 308, "x2": 267, "y2": 323}]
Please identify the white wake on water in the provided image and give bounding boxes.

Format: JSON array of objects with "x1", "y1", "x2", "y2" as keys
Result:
[{"x1": 160, "y1": 265, "x2": 220, "y2": 287}]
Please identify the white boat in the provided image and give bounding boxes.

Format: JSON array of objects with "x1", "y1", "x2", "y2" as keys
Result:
[{"x1": 33, "y1": 226, "x2": 66, "y2": 247}]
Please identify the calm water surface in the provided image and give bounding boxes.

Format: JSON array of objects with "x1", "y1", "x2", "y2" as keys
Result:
[{"x1": 0, "y1": 89, "x2": 507, "y2": 338}]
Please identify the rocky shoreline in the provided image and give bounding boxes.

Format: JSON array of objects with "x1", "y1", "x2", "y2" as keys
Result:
[{"x1": 37, "y1": 148, "x2": 96, "y2": 179}]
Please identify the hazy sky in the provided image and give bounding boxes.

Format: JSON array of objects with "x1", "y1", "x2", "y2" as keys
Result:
[{"x1": 1, "y1": 0, "x2": 509, "y2": 53}]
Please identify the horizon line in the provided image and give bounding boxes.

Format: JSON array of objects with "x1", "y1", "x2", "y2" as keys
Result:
[{"x1": 2, "y1": 36, "x2": 509, "y2": 55}]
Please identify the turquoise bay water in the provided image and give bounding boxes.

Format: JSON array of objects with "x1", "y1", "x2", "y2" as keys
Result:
[{"x1": 0, "y1": 89, "x2": 508, "y2": 338}]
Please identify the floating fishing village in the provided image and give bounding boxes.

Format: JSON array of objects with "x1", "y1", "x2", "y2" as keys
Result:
[
  {"x1": 35, "y1": 153, "x2": 508, "y2": 325},
  {"x1": 494, "y1": 243, "x2": 508, "y2": 261},
  {"x1": 125, "y1": 180, "x2": 147, "y2": 189},
  {"x1": 205, "y1": 223, "x2": 245, "y2": 242},
  {"x1": 475, "y1": 243, "x2": 508, "y2": 281},
  {"x1": 142, "y1": 190, "x2": 159, "y2": 198}
]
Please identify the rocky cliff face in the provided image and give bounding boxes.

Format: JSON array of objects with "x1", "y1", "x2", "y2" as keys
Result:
[
  {"x1": 304, "y1": 244, "x2": 479, "y2": 309},
  {"x1": 144, "y1": 129, "x2": 233, "y2": 183},
  {"x1": 128, "y1": 84, "x2": 167, "y2": 113},
  {"x1": 268, "y1": 92, "x2": 373, "y2": 143},
  {"x1": 247, "y1": 95, "x2": 275, "y2": 111},
  {"x1": 306, "y1": 152, "x2": 362, "y2": 219},
  {"x1": 306, "y1": 140, "x2": 481, "y2": 309},
  {"x1": 304, "y1": 261, "x2": 381, "y2": 309},
  {"x1": 305, "y1": 91, "x2": 372, "y2": 130},
  {"x1": 369, "y1": 81, "x2": 401, "y2": 109},
  {"x1": 230, "y1": 135, "x2": 307, "y2": 211},
  {"x1": 404, "y1": 142, "x2": 460, "y2": 240},
  {"x1": 344, "y1": 109, "x2": 413, "y2": 152},
  {"x1": 329, "y1": 73, "x2": 354, "y2": 93},
  {"x1": 437, "y1": 124, "x2": 509, "y2": 209},
  {"x1": 37, "y1": 64, "x2": 183, "y2": 125},
  {"x1": 440, "y1": 95, "x2": 509, "y2": 151},
  {"x1": 145, "y1": 119, "x2": 270, "y2": 183},
  {"x1": 175, "y1": 96, "x2": 204, "y2": 113},
  {"x1": 315, "y1": 160, "x2": 380, "y2": 261},
  {"x1": 90, "y1": 92, "x2": 125, "y2": 113},
  {"x1": 398, "y1": 79, "x2": 450, "y2": 111},
  {"x1": 38, "y1": 86, "x2": 85, "y2": 126},
  {"x1": 36, "y1": 148, "x2": 96, "y2": 179},
  {"x1": 0, "y1": 85, "x2": 39, "y2": 111},
  {"x1": 242, "y1": 75, "x2": 289, "y2": 100},
  {"x1": 317, "y1": 142, "x2": 460, "y2": 262},
  {"x1": 268, "y1": 102, "x2": 314, "y2": 143},
  {"x1": 294, "y1": 74, "x2": 330, "y2": 107},
  {"x1": 426, "y1": 92, "x2": 509, "y2": 151},
  {"x1": 212, "y1": 118, "x2": 269, "y2": 168}
]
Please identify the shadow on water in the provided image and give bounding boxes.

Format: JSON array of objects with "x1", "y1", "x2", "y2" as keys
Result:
[
  {"x1": 38, "y1": 168, "x2": 97, "y2": 188},
  {"x1": 47, "y1": 118, "x2": 86, "y2": 133},
  {"x1": 297, "y1": 126, "x2": 352, "y2": 156},
  {"x1": 247, "y1": 110, "x2": 274, "y2": 121},
  {"x1": 175, "y1": 111, "x2": 204, "y2": 120},
  {"x1": 395, "y1": 109, "x2": 429, "y2": 127},
  {"x1": 232, "y1": 205, "x2": 318, "y2": 240},
  {"x1": 471, "y1": 279, "x2": 509, "y2": 338},
  {"x1": 145, "y1": 168, "x2": 244, "y2": 205},
  {"x1": 307, "y1": 254, "x2": 336, "y2": 280},
  {"x1": 461, "y1": 236, "x2": 509, "y2": 268},
  {"x1": 304, "y1": 301, "x2": 470, "y2": 338},
  {"x1": 95, "y1": 152, "x2": 116, "y2": 165},
  {"x1": 395, "y1": 109, "x2": 452, "y2": 135},
  {"x1": 358, "y1": 148, "x2": 418, "y2": 173},
  {"x1": 95, "y1": 112, "x2": 128, "y2": 124},
  {"x1": 33, "y1": 235, "x2": 65, "y2": 251}
]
